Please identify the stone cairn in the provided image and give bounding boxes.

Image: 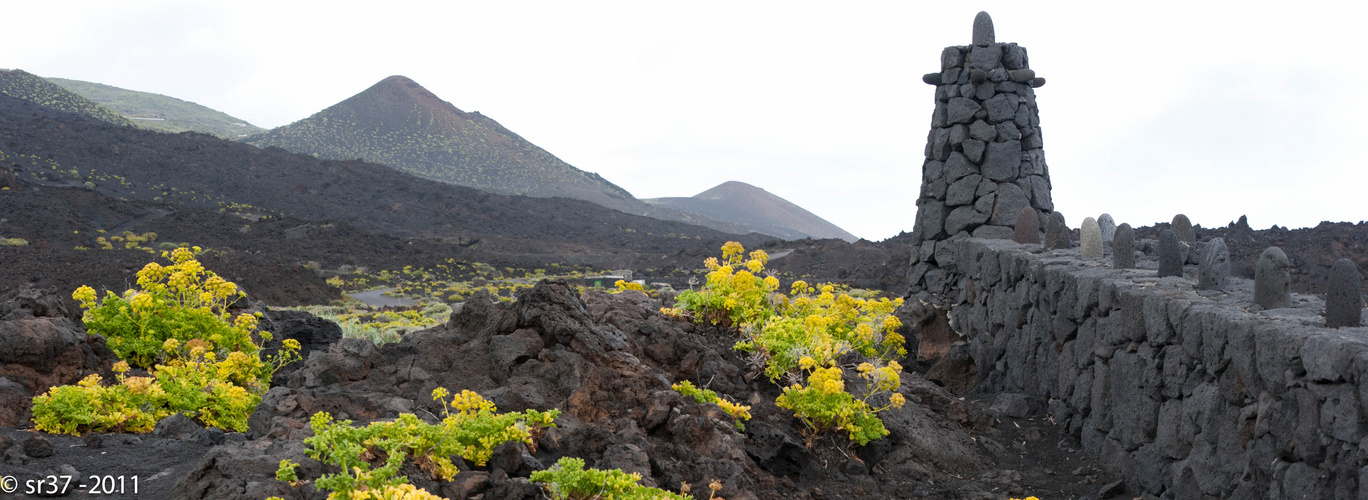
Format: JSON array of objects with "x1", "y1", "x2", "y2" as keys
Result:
[{"x1": 908, "y1": 12, "x2": 1052, "y2": 294}]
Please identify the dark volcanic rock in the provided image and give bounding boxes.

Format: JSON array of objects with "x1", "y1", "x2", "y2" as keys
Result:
[
  {"x1": 1326, "y1": 259, "x2": 1363, "y2": 328},
  {"x1": 0, "y1": 285, "x2": 117, "y2": 427},
  {"x1": 209, "y1": 281, "x2": 995, "y2": 500}
]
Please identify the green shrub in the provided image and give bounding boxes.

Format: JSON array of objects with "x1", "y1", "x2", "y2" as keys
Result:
[
  {"x1": 288, "y1": 388, "x2": 559, "y2": 499},
  {"x1": 0, "y1": 237, "x2": 29, "y2": 246},
  {"x1": 672, "y1": 380, "x2": 750, "y2": 431},
  {"x1": 530, "y1": 457, "x2": 690, "y2": 500}
]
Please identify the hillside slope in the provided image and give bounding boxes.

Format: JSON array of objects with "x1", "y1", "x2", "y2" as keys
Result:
[
  {"x1": 646, "y1": 181, "x2": 859, "y2": 242},
  {"x1": 0, "y1": 69, "x2": 134, "y2": 127},
  {"x1": 242, "y1": 75, "x2": 643, "y2": 211},
  {"x1": 48, "y1": 77, "x2": 266, "y2": 138},
  {"x1": 0, "y1": 92, "x2": 770, "y2": 260}
]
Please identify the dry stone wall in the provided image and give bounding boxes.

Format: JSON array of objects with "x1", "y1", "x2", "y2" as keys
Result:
[{"x1": 922, "y1": 236, "x2": 1368, "y2": 498}]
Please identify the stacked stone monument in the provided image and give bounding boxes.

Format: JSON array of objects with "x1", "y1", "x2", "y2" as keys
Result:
[{"x1": 909, "y1": 12, "x2": 1053, "y2": 294}]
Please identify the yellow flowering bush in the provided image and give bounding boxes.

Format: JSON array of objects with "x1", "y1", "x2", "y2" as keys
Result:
[
  {"x1": 72, "y1": 247, "x2": 263, "y2": 370},
  {"x1": 290, "y1": 388, "x2": 559, "y2": 499},
  {"x1": 35, "y1": 251, "x2": 303, "y2": 435},
  {"x1": 670, "y1": 242, "x2": 908, "y2": 446},
  {"x1": 612, "y1": 279, "x2": 645, "y2": 293},
  {"x1": 30, "y1": 334, "x2": 302, "y2": 435},
  {"x1": 668, "y1": 243, "x2": 779, "y2": 327}
]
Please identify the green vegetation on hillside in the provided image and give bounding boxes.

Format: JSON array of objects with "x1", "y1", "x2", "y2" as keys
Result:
[
  {"x1": 244, "y1": 76, "x2": 639, "y2": 211},
  {"x1": 48, "y1": 77, "x2": 266, "y2": 138},
  {"x1": 0, "y1": 69, "x2": 134, "y2": 127}
]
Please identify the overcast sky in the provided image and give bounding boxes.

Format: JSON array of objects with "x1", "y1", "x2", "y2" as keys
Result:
[{"x1": 4, "y1": 1, "x2": 1365, "y2": 241}]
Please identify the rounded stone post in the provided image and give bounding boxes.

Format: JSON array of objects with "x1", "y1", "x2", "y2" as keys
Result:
[
  {"x1": 1013, "y1": 206, "x2": 1040, "y2": 245},
  {"x1": 1045, "y1": 212, "x2": 1069, "y2": 250},
  {"x1": 1097, "y1": 213, "x2": 1116, "y2": 245},
  {"x1": 1171, "y1": 214, "x2": 1196, "y2": 243},
  {"x1": 1198, "y1": 237, "x2": 1230, "y2": 290},
  {"x1": 1326, "y1": 259, "x2": 1363, "y2": 328},
  {"x1": 1080, "y1": 217, "x2": 1102, "y2": 259},
  {"x1": 1112, "y1": 223, "x2": 1135, "y2": 269},
  {"x1": 1254, "y1": 247, "x2": 1291, "y2": 309},
  {"x1": 1158, "y1": 229, "x2": 1183, "y2": 278}
]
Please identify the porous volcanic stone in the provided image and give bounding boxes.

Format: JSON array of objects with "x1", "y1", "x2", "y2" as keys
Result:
[
  {"x1": 971, "y1": 224, "x2": 1014, "y2": 240},
  {"x1": 1254, "y1": 247, "x2": 1292, "y2": 309},
  {"x1": 1325, "y1": 259, "x2": 1363, "y2": 328},
  {"x1": 1045, "y1": 212, "x2": 1069, "y2": 250},
  {"x1": 941, "y1": 47, "x2": 962, "y2": 70},
  {"x1": 1171, "y1": 214, "x2": 1195, "y2": 243},
  {"x1": 982, "y1": 140, "x2": 1021, "y2": 181},
  {"x1": 969, "y1": 45, "x2": 1002, "y2": 71},
  {"x1": 989, "y1": 182, "x2": 1030, "y2": 226},
  {"x1": 1097, "y1": 213, "x2": 1116, "y2": 244},
  {"x1": 1112, "y1": 223, "x2": 1135, "y2": 269},
  {"x1": 1198, "y1": 237, "x2": 1230, "y2": 290},
  {"x1": 1012, "y1": 207, "x2": 1040, "y2": 245},
  {"x1": 945, "y1": 206, "x2": 989, "y2": 235},
  {"x1": 947, "y1": 97, "x2": 981, "y2": 125},
  {"x1": 969, "y1": 120, "x2": 997, "y2": 142},
  {"x1": 1080, "y1": 217, "x2": 1102, "y2": 259},
  {"x1": 983, "y1": 94, "x2": 1017, "y2": 123},
  {"x1": 915, "y1": 200, "x2": 947, "y2": 241},
  {"x1": 962, "y1": 139, "x2": 986, "y2": 163},
  {"x1": 1003, "y1": 44, "x2": 1027, "y2": 69},
  {"x1": 1157, "y1": 229, "x2": 1183, "y2": 278},
  {"x1": 946, "y1": 174, "x2": 981, "y2": 207},
  {"x1": 972, "y1": 11, "x2": 995, "y2": 46},
  {"x1": 945, "y1": 152, "x2": 976, "y2": 183}
]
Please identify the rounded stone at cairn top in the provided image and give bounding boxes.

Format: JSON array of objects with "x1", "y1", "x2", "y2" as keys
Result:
[
  {"x1": 1112, "y1": 223, "x2": 1136, "y2": 269},
  {"x1": 1158, "y1": 229, "x2": 1183, "y2": 278},
  {"x1": 1080, "y1": 217, "x2": 1102, "y2": 259},
  {"x1": 1171, "y1": 214, "x2": 1196, "y2": 243},
  {"x1": 1254, "y1": 247, "x2": 1291, "y2": 309},
  {"x1": 1013, "y1": 206, "x2": 1040, "y2": 245},
  {"x1": 973, "y1": 11, "x2": 995, "y2": 46},
  {"x1": 1326, "y1": 259, "x2": 1364, "y2": 328}
]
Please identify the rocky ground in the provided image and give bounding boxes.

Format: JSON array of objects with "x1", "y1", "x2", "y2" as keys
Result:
[{"x1": 0, "y1": 281, "x2": 1137, "y2": 500}]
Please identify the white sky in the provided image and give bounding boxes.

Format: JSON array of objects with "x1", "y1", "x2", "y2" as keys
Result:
[{"x1": 4, "y1": 1, "x2": 1366, "y2": 241}]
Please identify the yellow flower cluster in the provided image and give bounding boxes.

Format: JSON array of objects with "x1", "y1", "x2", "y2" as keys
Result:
[{"x1": 674, "y1": 242, "x2": 910, "y2": 446}]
